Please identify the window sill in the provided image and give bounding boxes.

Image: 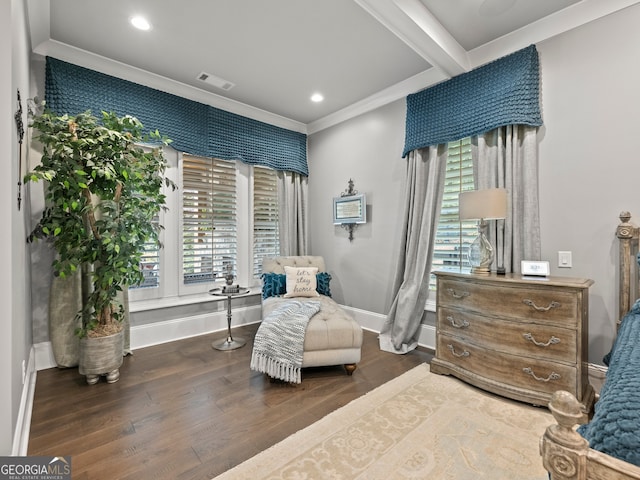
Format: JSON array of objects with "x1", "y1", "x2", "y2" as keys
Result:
[{"x1": 129, "y1": 286, "x2": 263, "y2": 313}]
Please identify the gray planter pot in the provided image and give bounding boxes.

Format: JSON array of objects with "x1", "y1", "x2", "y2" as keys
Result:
[{"x1": 79, "y1": 329, "x2": 124, "y2": 385}]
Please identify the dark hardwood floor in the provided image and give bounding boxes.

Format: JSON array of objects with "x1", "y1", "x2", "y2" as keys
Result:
[{"x1": 29, "y1": 324, "x2": 433, "y2": 480}]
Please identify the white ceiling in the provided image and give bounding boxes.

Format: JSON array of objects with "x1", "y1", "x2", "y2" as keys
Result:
[{"x1": 26, "y1": 0, "x2": 639, "y2": 134}]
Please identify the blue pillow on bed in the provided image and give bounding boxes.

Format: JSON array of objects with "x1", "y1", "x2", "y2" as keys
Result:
[{"x1": 261, "y1": 272, "x2": 332, "y2": 298}]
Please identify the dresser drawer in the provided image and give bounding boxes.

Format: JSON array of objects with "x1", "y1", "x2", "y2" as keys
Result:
[
  {"x1": 437, "y1": 278, "x2": 579, "y2": 326},
  {"x1": 438, "y1": 307, "x2": 577, "y2": 363},
  {"x1": 436, "y1": 334, "x2": 576, "y2": 395}
]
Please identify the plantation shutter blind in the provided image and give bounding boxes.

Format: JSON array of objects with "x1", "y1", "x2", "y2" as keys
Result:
[
  {"x1": 182, "y1": 155, "x2": 237, "y2": 284},
  {"x1": 253, "y1": 166, "x2": 280, "y2": 277},
  {"x1": 130, "y1": 145, "x2": 163, "y2": 290},
  {"x1": 429, "y1": 138, "x2": 476, "y2": 290},
  {"x1": 130, "y1": 215, "x2": 161, "y2": 289}
]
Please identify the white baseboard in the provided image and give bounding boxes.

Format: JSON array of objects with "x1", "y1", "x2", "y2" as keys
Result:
[
  {"x1": 341, "y1": 305, "x2": 436, "y2": 351},
  {"x1": 341, "y1": 305, "x2": 385, "y2": 333},
  {"x1": 34, "y1": 304, "x2": 263, "y2": 370},
  {"x1": 34, "y1": 304, "x2": 426, "y2": 370},
  {"x1": 588, "y1": 362, "x2": 607, "y2": 395},
  {"x1": 33, "y1": 303, "x2": 609, "y2": 386},
  {"x1": 34, "y1": 341, "x2": 57, "y2": 372},
  {"x1": 130, "y1": 304, "x2": 262, "y2": 350},
  {"x1": 13, "y1": 347, "x2": 36, "y2": 456},
  {"x1": 22, "y1": 304, "x2": 608, "y2": 457}
]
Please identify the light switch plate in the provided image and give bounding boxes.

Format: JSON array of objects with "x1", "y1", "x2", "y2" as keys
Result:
[{"x1": 558, "y1": 251, "x2": 572, "y2": 268}]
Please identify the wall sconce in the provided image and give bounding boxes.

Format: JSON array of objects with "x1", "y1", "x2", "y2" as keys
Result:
[
  {"x1": 333, "y1": 179, "x2": 366, "y2": 242},
  {"x1": 459, "y1": 188, "x2": 508, "y2": 275}
]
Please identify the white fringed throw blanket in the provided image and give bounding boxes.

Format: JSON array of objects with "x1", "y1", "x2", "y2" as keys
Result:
[{"x1": 250, "y1": 300, "x2": 321, "y2": 383}]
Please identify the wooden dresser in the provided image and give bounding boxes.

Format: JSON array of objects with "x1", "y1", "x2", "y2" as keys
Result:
[{"x1": 431, "y1": 271, "x2": 595, "y2": 413}]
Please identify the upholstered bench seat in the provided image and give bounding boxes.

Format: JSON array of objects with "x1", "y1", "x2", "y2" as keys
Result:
[
  {"x1": 262, "y1": 295, "x2": 363, "y2": 369},
  {"x1": 260, "y1": 256, "x2": 363, "y2": 375}
]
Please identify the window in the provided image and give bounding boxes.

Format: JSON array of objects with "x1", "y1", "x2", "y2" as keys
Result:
[
  {"x1": 130, "y1": 215, "x2": 161, "y2": 289},
  {"x1": 128, "y1": 145, "x2": 165, "y2": 292},
  {"x1": 252, "y1": 166, "x2": 279, "y2": 278},
  {"x1": 182, "y1": 155, "x2": 237, "y2": 285},
  {"x1": 429, "y1": 138, "x2": 476, "y2": 290},
  {"x1": 129, "y1": 149, "x2": 280, "y2": 304}
]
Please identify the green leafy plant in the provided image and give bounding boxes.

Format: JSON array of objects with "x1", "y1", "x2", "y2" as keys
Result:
[{"x1": 27, "y1": 107, "x2": 176, "y2": 337}]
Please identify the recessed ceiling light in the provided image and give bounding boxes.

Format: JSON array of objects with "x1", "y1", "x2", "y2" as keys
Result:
[
  {"x1": 310, "y1": 93, "x2": 324, "y2": 103},
  {"x1": 130, "y1": 16, "x2": 151, "y2": 31}
]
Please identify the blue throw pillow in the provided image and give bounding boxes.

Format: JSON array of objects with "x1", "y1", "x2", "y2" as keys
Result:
[
  {"x1": 261, "y1": 271, "x2": 332, "y2": 298},
  {"x1": 260, "y1": 273, "x2": 286, "y2": 299},
  {"x1": 316, "y1": 272, "x2": 332, "y2": 297}
]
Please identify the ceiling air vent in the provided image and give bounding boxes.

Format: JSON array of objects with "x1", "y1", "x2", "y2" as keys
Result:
[{"x1": 196, "y1": 71, "x2": 235, "y2": 91}]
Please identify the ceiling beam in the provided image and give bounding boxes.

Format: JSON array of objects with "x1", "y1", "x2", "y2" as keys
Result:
[
  {"x1": 392, "y1": 0, "x2": 470, "y2": 75},
  {"x1": 354, "y1": 0, "x2": 469, "y2": 78}
]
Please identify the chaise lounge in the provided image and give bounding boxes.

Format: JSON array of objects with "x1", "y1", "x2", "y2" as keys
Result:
[{"x1": 252, "y1": 256, "x2": 363, "y2": 383}]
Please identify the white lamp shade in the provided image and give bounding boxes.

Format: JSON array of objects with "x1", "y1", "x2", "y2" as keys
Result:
[{"x1": 459, "y1": 188, "x2": 508, "y2": 221}]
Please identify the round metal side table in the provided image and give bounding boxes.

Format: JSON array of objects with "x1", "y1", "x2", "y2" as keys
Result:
[{"x1": 209, "y1": 287, "x2": 250, "y2": 351}]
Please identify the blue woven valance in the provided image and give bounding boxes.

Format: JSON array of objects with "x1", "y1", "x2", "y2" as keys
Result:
[
  {"x1": 45, "y1": 57, "x2": 308, "y2": 175},
  {"x1": 403, "y1": 45, "x2": 542, "y2": 157}
]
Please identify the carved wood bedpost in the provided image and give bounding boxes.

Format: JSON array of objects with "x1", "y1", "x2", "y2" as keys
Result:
[
  {"x1": 541, "y1": 391, "x2": 589, "y2": 480},
  {"x1": 617, "y1": 211, "x2": 636, "y2": 330}
]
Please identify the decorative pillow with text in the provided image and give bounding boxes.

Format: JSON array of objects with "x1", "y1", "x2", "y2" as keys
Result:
[
  {"x1": 284, "y1": 266, "x2": 320, "y2": 298},
  {"x1": 261, "y1": 272, "x2": 332, "y2": 299}
]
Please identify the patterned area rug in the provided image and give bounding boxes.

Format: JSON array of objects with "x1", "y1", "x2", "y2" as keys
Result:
[{"x1": 214, "y1": 363, "x2": 552, "y2": 479}]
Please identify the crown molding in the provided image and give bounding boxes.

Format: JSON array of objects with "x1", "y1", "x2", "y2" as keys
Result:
[
  {"x1": 468, "y1": 0, "x2": 640, "y2": 67},
  {"x1": 27, "y1": 0, "x2": 640, "y2": 136},
  {"x1": 307, "y1": 68, "x2": 446, "y2": 135},
  {"x1": 310, "y1": 0, "x2": 640, "y2": 134},
  {"x1": 31, "y1": 39, "x2": 307, "y2": 134}
]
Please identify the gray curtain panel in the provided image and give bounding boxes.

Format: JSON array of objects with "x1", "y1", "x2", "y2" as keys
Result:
[
  {"x1": 379, "y1": 145, "x2": 448, "y2": 354},
  {"x1": 49, "y1": 269, "x2": 132, "y2": 367},
  {"x1": 472, "y1": 125, "x2": 541, "y2": 273},
  {"x1": 277, "y1": 171, "x2": 309, "y2": 256},
  {"x1": 48, "y1": 273, "x2": 82, "y2": 367}
]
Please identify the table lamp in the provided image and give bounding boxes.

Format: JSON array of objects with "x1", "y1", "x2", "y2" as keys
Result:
[{"x1": 459, "y1": 188, "x2": 508, "y2": 275}]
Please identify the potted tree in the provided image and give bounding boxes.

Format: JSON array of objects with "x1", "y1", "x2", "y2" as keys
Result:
[{"x1": 27, "y1": 105, "x2": 175, "y2": 384}]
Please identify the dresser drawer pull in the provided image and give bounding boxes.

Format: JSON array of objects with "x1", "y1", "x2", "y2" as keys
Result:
[
  {"x1": 446, "y1": 288, "x2": 470, "y2": 299},
  {"x1": 523, "y1": 333, "x2": 561, "y2": 347},
  {"x1": 447, "y1": 316, "x2": 470, "y2": 329},
  {"x1": 522, "y1": 299, "x2": 561, "y2": 312},
  {"x1": 522, "y1": 367, "x2": 561, "y2": 382},
  {"x1": 447, "y1": 344, "x2": 470, "y2": 358}
]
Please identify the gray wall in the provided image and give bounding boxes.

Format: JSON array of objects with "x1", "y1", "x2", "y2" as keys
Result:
[
  {"x1": 307, "y1": 99, "x2": 407, "y2": 314},
  {"x1": 28, "y1": 56, "x2": 52, "y2": 345},
  {"x1": 3, "y1": 0, "x2": 33, "y2": 454},
  {"x1": 25, "y1": 4, "x2": 640, "y2": 368},
  {"x1": 536, "y1": 6, "x2": 640, "y2": 364},
  {"x1": 307, "y1": 4, "x2": 640, "y2": 365}
]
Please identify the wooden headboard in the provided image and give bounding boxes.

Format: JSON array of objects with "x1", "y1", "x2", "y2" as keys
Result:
[
  {"x1": 538, "y1": 212, "x2": 640, "y2": 480},
  {"x1": 617, "y1": 211, "x2": 640, "y2": 327}
]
